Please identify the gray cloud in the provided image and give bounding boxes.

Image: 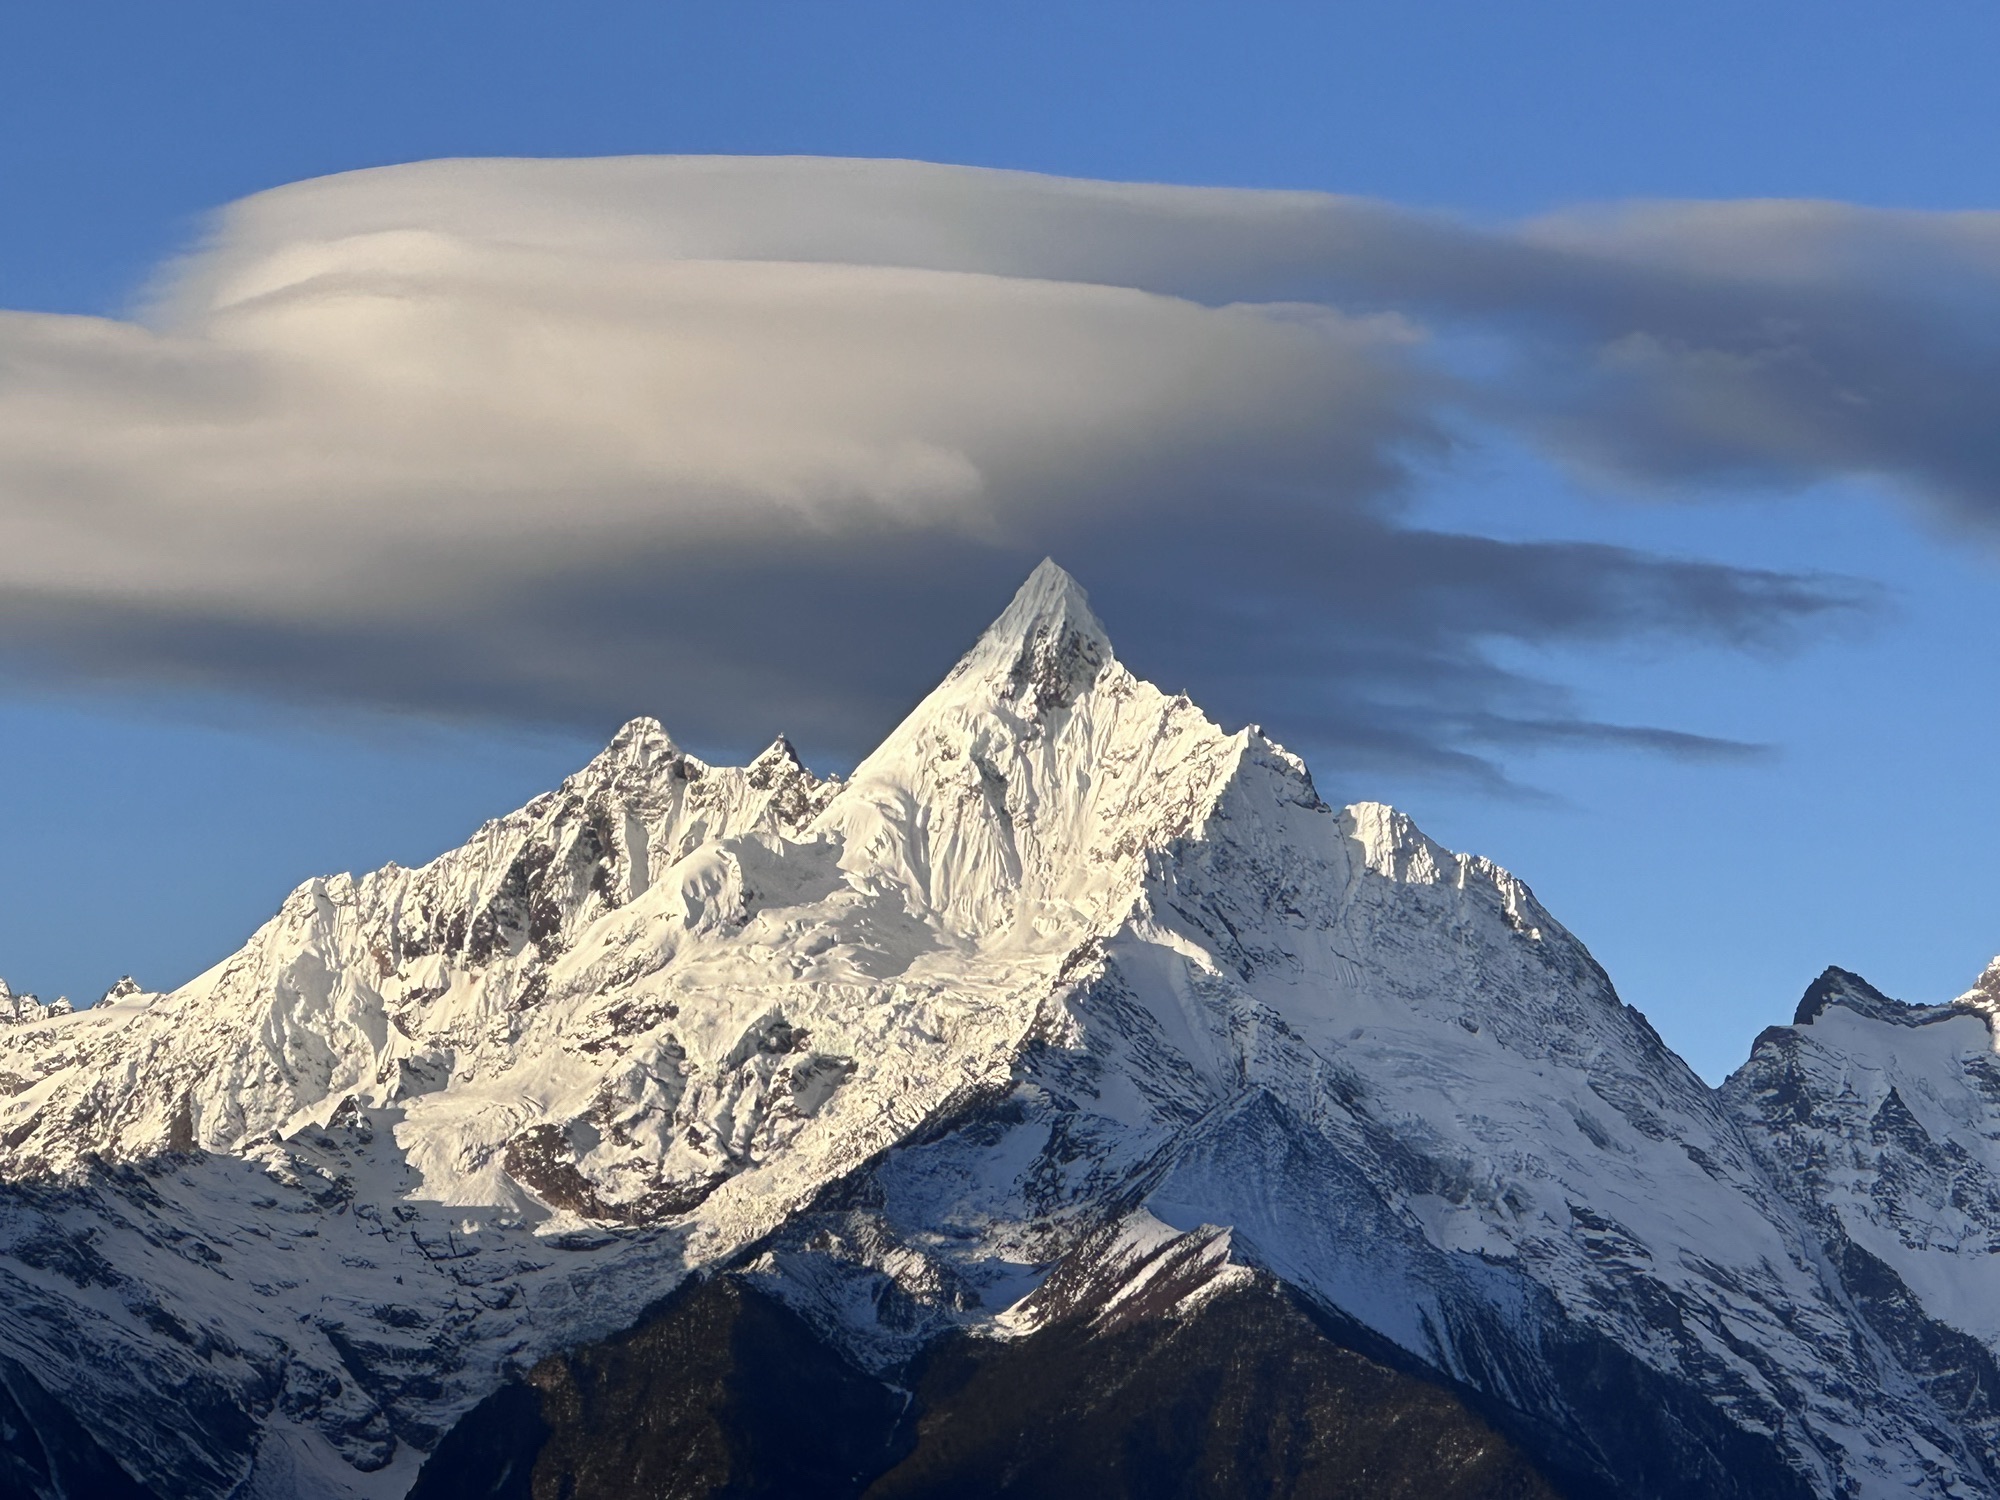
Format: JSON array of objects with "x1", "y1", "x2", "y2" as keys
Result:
[{"x1": 0, "y1": 157, "x2": 1940, "y2": 778}]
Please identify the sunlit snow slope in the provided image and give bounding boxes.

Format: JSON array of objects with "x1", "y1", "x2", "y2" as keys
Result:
[{"x1": 2, "y1": 563, "x2": 2000, "y2": 1499}]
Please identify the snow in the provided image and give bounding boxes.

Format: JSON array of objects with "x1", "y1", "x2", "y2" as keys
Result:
[
  {"x1": 0, "y1": 977, "x2": 73, "y2": 1025},
  {"x1": 1728, "y1": 970, "x2": 2000, "y2": 1353}
]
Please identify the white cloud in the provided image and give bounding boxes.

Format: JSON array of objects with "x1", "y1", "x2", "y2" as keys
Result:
[
  {"x1": 0, "y1": 156, "x2": 1911, "y2": 774},
  {"x1": 1, "y1": 162, "x2": 1420, "y2": 602}
]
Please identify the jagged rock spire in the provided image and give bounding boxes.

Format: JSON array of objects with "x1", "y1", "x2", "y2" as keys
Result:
[
  {"x1": 937, "y1": 559, "x2": 1115, "y2": 718},
  {"x1": 971, "y1": 559, "x2": 1111, "y2": 663}
]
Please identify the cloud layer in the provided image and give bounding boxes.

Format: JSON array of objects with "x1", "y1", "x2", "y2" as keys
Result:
[{"x1": 7, "y1": 156, "x2": 1971, "y2": 774}]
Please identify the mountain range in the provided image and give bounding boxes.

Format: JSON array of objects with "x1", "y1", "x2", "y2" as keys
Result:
[{"x1": 2, "y1": 562, "x2": 1999, "y2": 1498}]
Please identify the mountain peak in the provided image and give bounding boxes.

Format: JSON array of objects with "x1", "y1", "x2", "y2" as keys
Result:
[
  {"x1": 0, "y1": 979, "x2": 58, "y2": 1026},
  {"x1": 989, "y1": 558, "x2": 1106, "y2": 646},
  {"x1": 958, "y1": 559, "x2": 1113, "y2": 713},
  {"x1": 605, "y1": 714, "x2": 677, "y2": 753},
  {"x1": 1794, "y1": 966, "x2": 1892, "y2": 1025},
  {"x1": 576, "y1": 715, "x2": 685, "y2": 781},
  {"x1": 749, "y1": 734, "x2": 803, "y2": 770},
  {"x1": 1792, "y1": 965, "x2": 1945, "y2": 1027}
]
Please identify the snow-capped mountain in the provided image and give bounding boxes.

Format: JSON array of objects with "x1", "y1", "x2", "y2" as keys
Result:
[
  {"x1": 1723, "y1": 966, "x2": 2000, "y2": 1483},
  {"x1": 3, "y1": 562, "x2": 2000, "y2": 1498},
  {"x1": 0, "y1": 980, "x2": 70, "y2": 1026}
]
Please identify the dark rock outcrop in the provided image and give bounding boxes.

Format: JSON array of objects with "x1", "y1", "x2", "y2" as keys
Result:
[{"x1": 408, "y1": 1273, "x2": 1564, "y2": 1500}]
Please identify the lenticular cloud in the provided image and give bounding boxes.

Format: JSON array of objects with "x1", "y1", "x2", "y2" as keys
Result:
[{"x1": 0, "y1": 156, "x2": 1919, "y2": 774}]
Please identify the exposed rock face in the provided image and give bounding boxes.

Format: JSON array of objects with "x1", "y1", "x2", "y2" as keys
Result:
[
  {"x1": 0, "y1": 981, "x2": 71, "y2": 1028},
  {"x1": 1724, "y1": 963, "x2": 2000, "y2": 1493},
  {"x1": 4, "y1": 561, "x2": 2000, "y2": 1497}
]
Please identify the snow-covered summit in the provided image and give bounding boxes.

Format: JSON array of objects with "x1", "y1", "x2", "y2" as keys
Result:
[
  {"x1": 951, "y1": 555, "x2": 1112, "y2": 704},
  {"x1": 0, "y1": 978, "x2": 70, "y2": 1025},
  {"x1": 3, "y1": 562, "x2": 2000, "y2": 1498},
  {"x1": 820, "y1": 560, "x2": 1249, "y2": 948}
]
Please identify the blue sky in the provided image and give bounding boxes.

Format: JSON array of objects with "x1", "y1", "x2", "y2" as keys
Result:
[{"x1": 5, "y1": 2, "x2": 2000, "y2": 1080}]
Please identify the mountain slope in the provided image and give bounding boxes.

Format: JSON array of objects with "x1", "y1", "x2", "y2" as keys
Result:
[
  {"x1": 1, "y1": 562, "x2": 1998, "y2": 1497},
  {"x1": 1725, "y1": 965, "x2": 2000, "y2": 1487},
  {"x1": 406, "y1": 1270, "x2": 1562, "y2": 1500}
]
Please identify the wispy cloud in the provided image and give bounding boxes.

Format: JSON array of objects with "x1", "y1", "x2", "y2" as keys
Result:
[{"x1": 0, "y1": 157, "x2": 1929, "y2": 775}]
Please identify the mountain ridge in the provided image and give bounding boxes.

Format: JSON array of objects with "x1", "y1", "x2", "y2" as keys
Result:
[{"x1": 1, "y1": 563, "x2": 1999, "y2": 1497}]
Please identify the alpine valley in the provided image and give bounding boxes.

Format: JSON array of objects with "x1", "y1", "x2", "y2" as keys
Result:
[{"x1": 4, "y1": 563, "x2": 2000, "y2": 1499}]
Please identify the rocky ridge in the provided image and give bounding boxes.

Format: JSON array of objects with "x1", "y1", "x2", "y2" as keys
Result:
[{"x1": 0, "y1": 980, "x2": 71, "y2": 1026}]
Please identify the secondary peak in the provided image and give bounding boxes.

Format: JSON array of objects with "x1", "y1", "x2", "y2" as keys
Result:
[{"x1": 588, "y1": 715, "x2": 682, "y2": 769}]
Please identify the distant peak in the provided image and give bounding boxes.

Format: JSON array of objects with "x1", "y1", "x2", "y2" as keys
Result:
[
  {"x1": 747, "y1": 735, "x2": 812, "y2": 792},
  {"x1": 608, "y1": 715, "x2": 674, "y2": 748},
  {"x1": 549, "y1": 718, "x2": 691, "y2": 803},
  {"x1": 1793, "y1": 966, "x2": 1950, "y2": 1028},
  {"x1": 587, "y1": 716, "x2": 683, "y2": 771},
  {"x1": 1794, "y1": 967, "x2": 1894, "y2": 1025},
  {"x1": 0, "y1": 980, "x2": 53, "y2": 1025}
]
